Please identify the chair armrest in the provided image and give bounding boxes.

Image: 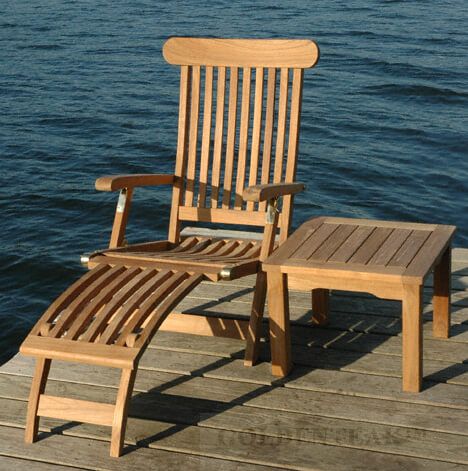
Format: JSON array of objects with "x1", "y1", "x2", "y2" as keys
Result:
[
  {"x1": 95, "y1": 174, "x2": 175, "y2": 192},
  {"x1": 243, "y1": 182, "x2": 305, "y2": 202}
]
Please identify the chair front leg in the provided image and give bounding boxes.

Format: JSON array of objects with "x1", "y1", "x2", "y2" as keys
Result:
[{"x1": 244, "y1": 198, "x2": 279, "y2": 367}]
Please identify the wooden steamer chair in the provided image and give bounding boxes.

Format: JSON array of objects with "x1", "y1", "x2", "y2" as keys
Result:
[{"x1": 20, "y1": 37, "x2": 320, "y2": 456}]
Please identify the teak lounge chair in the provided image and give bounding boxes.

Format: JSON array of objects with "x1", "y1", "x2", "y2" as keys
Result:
[{"x1": 20, "y1": 37, "x2": 320, "y2": 457}]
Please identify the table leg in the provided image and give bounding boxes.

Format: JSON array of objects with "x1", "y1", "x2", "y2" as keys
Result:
[
  {"x1": 267, "y1": 272, "x2": 292, "y2": 377},
  {"x1": 311, "y1": 289, "x2": 329, "y2": 326},
  {"x1": 402, "y1": 284, "x2": 423, "y2": 392},
  {"x1": 433, "y1": 246, "x2": 451, "y2": 339}
]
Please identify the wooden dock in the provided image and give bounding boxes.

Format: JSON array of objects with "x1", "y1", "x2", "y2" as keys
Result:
[{"x1": 1, "y1": 248, "x2": 467, "y2": 470}]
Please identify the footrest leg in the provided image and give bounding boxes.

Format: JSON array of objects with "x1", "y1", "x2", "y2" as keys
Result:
[
  {"x1": 110, "y1": 368, "x2": 137, "y2": 457},
  {"x1": 25, "y1": 358, "x2": 51, "y2": 443}
]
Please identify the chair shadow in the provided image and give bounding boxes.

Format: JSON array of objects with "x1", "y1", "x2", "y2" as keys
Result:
[
  {"x1": 39, "y1": 269, "x2": 466, "y2": 455},
  {"x1": 103, "y1": 278, "x2": 467, "y2": 454},
  {"x1": 124, "y1": 352, "x2": 279, "y2": 454}
]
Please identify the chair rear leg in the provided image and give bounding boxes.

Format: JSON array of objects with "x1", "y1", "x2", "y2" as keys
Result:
[
  {"x1": 25, "y1": 357, "x2": 51, "y2": 443},
  {"x1": 110, "y1": 368, "x2": 137, "y2": 457},
  {"x1": 244, "y1": 272, "x2": 267, "y2": 367}
]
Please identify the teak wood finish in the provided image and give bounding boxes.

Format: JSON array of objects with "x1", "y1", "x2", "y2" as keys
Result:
[
  {"x1": 20, "y1": 37, "x2": 320, "y2": 457},
  {"x1": 263, "y1": 216, "x2": 456, "y2": 392}
]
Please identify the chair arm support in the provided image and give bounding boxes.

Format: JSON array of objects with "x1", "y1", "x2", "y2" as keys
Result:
[
  {"x1": 243, "y1": 182, "x2": 305, "y2": 202},
  {"x1": 95, "y1": 174, "x2": 175, "y2": 192}
]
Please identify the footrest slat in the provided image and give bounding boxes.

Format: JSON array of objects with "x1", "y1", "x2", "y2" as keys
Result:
[{"x1": 20, "y1": 336, "x2": 138, "y2": 369}]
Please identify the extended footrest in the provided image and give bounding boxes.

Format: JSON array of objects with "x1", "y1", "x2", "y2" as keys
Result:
[
  {"x1": 21, "y1": 263, "x2": 204, "y2": 457},
  {"x1": 21, "y1": 263, "x2": 204, "y2": 366}
]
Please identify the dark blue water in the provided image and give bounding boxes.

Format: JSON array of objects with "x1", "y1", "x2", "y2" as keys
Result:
[{"x1": 1, "y1": 1, "x2": 467, "y2": 363}]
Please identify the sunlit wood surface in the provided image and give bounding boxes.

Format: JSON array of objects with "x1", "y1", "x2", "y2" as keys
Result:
[{"x1": 1, "y1": 248, "x2": 467, "y2": 470}]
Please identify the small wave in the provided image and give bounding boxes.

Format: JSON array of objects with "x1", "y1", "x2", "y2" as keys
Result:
[
  {"x1": 424, "y1": 172, "x2": 468, "y2": 193},
  {"x1": 18, "y1": 44, "x2": 64, "y2": 50},
  {"x1": 119, "y1": 142, "x2": 171, "y2": 154},
  {"x1": 364, "y1": 84, "x2": 467, "y2": 104},
  {"x1": 376, "y1": 125, "x2": 427, "y2": 138},
  {"x1": 36, "y1": 116, "x2": 111, "y2": 129},
  {"x1": 348, "y1": 30, "x2": 379, "y2": 38},
  {"x1": 31, "y1": 26, "x2": 53, "y2": 32},
  {"x1": 356, "y1": 57, "x2": 451, "y2": 81}
]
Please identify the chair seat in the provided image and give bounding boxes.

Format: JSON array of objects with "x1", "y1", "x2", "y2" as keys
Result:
[
  {"x1": 21, "y1": 236, "x2": 263, "y2": 369},
  {"x1": 90, "y1": 236, "x2": 263, "y2": 280}
]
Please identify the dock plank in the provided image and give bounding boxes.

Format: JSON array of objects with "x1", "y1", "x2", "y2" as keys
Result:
[
  {"x1": 0, "y1": 425, "x2": 278, "y2": 471},
  {"x1": 1, "y1": 370, "x2": 467, "y2": 437},
  {"x1": 0, "y1": 399, "x2": 466, "y2": 470},
  {"x1": 3, "y1": 350, "x2": 468, "y2": 409},
  {"x1": 180, "y1": 283, "x2": 468, "y2": 324},
  {"x1": 174, "y1": 300, "x2": 468, "y2": 343},
  {"x1": 150, "y1": 329, "x2": 468, "y2": 364},
  {"x1": 0, "y1": 456, "x2": 75, "y2": 471}
]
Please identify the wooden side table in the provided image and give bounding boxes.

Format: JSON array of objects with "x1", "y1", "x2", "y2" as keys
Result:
[{"x1": 263, "y1": 217, "x2": 456, "y2": 392}]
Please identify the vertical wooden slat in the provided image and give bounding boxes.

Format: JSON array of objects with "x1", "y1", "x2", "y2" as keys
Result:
[
  {"x1": 184, "y1": 65, "x2": 201, "y2": 207},
  {"x1": 234, "y1": 67, "x2": 251, "y2": 209},
  {"x1": 198, "y1": 66, "x2": 213, "y2": 208},
  {"x1": 284, "y1": 68, "x2": 304, "y2": 182},
  {"x1": 246, "y1": 67, "x2": 264, "y2": 211},
  {"x1": 168, "y1": 65, "x2": 191, "y2": 243},
  {"x1": 280, "y1": 68, "x2": 304, "y2": 243},
  {"x1": 222, "y1": 67, "x2": 239, "y2": 208},
  {"x1": 210, "y1": 66, "x2": 226, "y2": 208},
  {"x1": 259, "y1": 67, "x2": 277, "y2": 212},
  {"x1": 273, "y1": 68, "x2": 289, "y2": 184}
]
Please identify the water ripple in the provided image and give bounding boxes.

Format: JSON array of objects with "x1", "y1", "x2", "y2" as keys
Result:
[{"x1": 1, "y1": 0, "x2": 467, "y2": 364}]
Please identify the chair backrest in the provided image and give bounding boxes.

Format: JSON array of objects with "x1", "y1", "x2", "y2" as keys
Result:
[{"x1": 163, "y1": 38, "x2": 319, "y2": 243}]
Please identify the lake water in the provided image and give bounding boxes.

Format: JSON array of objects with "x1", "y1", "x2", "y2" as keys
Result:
[{"x1": 1, "y1": 1, "x2": 467, "y2": 363}]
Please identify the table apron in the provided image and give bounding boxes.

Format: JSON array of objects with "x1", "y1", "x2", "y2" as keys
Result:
[{"x1": 286, "y1": 273, "x2": 409, "y2": 301}]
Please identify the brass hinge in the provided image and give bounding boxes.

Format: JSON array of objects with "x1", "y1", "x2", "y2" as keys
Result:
[
  {"x1": 116, "y1": 188, "x2": 128, "y2": 213},
  {"x1": 266, "y1": 198, "x2": 279, "y2": 224}
]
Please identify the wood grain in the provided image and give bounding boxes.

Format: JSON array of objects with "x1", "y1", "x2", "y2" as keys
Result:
[
  {"x1": 20, "y1": 37, "x2": 321, "y2": 459},
  {"x1": 163, "y1": 37, "x2": 320, "y2": 68}
]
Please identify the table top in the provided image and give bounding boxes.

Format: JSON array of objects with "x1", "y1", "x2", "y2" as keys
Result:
[{"x1": 264, "y1": 217, "x2": 456, "y2": 283}]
